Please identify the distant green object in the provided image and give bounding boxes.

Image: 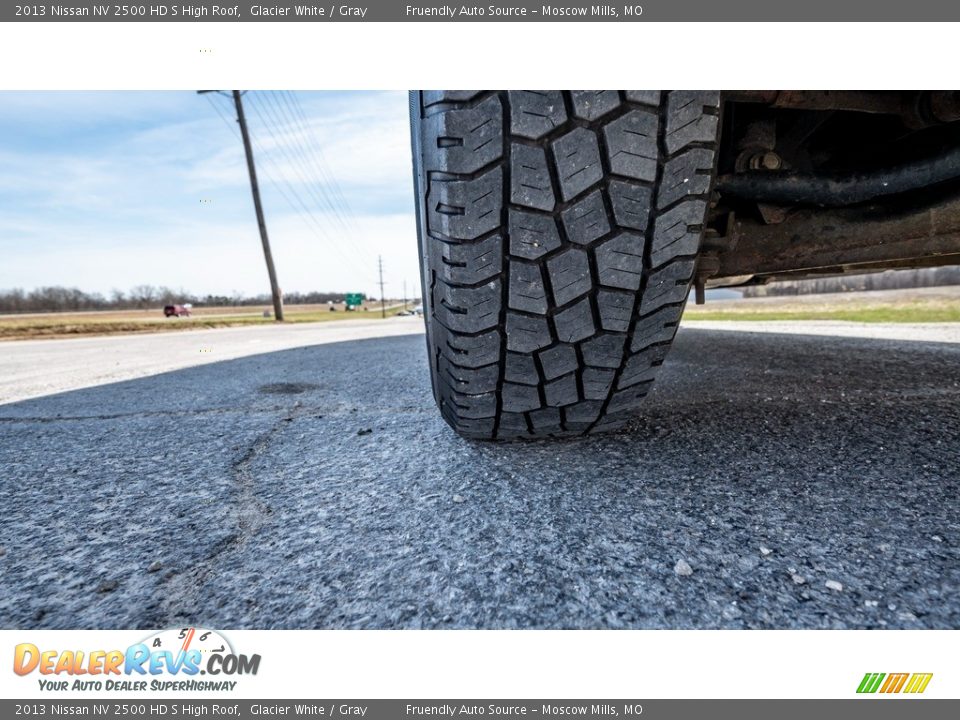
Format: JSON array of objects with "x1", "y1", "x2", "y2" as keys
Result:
[{"x1": 345, "y1": 293, "x2": 364, "y2": 309}]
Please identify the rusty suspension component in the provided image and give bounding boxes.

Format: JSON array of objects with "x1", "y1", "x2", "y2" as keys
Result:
[
  {"x1": 713, "y1": 192, "x2": 960, "y2": 281},
  {"x1": 726, "y1": 90, "x2": 960, "y2": 127}
]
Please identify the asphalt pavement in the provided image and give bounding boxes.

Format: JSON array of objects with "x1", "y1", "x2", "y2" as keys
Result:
[{"x1": 1, "y1": 323, "x2": 958, "y2": 629}]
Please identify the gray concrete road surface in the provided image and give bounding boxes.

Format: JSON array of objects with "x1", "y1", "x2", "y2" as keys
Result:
[
  {"x1": 1, "y1": 323, "x2": 958, "y2": 629},
  {"x1": 0, "y1": 316, "x2": 425, "y2": 405}
]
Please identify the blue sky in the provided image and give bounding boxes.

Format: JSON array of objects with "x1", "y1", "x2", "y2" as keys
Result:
[{"x1": 0, "y1": 91, "x2": 419, "y2": 299}]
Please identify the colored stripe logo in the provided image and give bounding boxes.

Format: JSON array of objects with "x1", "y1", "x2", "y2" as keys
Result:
[{"x1": 857, "y1": 672, "x2": 933, "y2": 694}]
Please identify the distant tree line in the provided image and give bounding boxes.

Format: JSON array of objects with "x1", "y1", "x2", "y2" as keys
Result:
[
  {"x1": 743, "y1": 266, "x2": 960, "y2": 297},
  {"x1": 0, "y1": 286, "x2": 378, "y2": 313}
]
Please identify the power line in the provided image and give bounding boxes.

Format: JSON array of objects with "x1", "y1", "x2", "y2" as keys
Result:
[
  {"x1": 251, "y1": 144, "x2": 371, "y2": 280},
  {"x1": 278, "y1": 91, "x2": 361, "y2": 233},
  {"x1": 259, "y1": 91, "x2": 378, "y2": 270},
  {"x1": 203, "y1": 92, "x2": 240, "y2": 140},
  {"x1": 245, "y1": 92, "x2": 378, "y2": 273},
  {"x1": 245, "y1": 93, "x2": 348, "y2": 233},
  {"x1": 201, "y1": 91, "x2": 372, "y2": 286},
  {"x1": 265, "y1": 91, "x2": 354, "y2": 232}
]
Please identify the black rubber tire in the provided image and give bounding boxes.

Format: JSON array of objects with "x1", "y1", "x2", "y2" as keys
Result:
[{"x1": 410, "y1": 91, "x2": 722, "y2": 439}]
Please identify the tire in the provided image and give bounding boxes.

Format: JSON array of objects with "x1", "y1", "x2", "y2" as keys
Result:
[{"x1": 410, "y1": 91, "x2": 721, "y2": 439}]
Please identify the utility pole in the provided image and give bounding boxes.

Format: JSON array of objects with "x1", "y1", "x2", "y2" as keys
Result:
[
  {"x1": 233, "y1": 91, "x2": 284, "y2": 321},
  {"x1": 201, "y1": 90, "x2": 284, "y2": 321},
  {"x1": 378, "y1": 256, "x2": 386, "y2": 319},
  {"x1": 403, "y1": 279, "x2": 407, "y2": 312}
]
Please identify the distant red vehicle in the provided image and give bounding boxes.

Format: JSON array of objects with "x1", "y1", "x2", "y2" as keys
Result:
[{"x1": 163, "y1": 304, "x2": 191, "y2": 317}]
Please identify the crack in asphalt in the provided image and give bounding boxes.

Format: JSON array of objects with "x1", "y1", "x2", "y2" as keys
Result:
[
  {"x1": 3, "y1": 330, "x2": 957, "y2": 629},
  {"x1": 0, "y1": 403, "x2": 433, "y2": 424},
  {"x1": 0, "y1": 406, "x2": 293, "y2": 423},
  {"x1": 153, "y1": 401, "x2": 309, "y2": 626}
]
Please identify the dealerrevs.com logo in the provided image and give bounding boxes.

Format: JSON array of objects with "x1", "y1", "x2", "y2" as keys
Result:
[
  {"x1": 13, "y1": 628, "x2": 261, "y2": 692},
  {"x1": 857, "y1": 672, "x2": 933, "y2": 694}
]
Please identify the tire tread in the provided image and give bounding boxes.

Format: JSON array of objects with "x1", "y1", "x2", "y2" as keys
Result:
[{"x1": 414, "y1": 90, "x2": 720, "y2": 438}]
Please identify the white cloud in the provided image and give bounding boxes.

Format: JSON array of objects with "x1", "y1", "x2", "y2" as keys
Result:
[{"x1": 0, "y1": 91, "x2": 420, "y2": 298}]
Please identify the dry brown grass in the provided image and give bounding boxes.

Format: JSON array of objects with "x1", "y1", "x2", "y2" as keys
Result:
[
  {"x1": 684, "y1": 286, "x2": 960, "y2": 323},
  {"x1": 0, "y1": 303, "x2": 406, "y2": 340}
]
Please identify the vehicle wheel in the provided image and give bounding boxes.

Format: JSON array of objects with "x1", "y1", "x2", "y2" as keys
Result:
[{"x1": 410, "y1": 91, "x2": 721, "y2": 439}]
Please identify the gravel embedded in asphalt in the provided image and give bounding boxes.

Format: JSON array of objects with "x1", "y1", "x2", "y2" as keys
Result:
[{"x1": 0, "y1": 325, "x2": 958, "y2": 629}]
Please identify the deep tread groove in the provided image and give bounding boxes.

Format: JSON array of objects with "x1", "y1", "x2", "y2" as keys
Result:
[{"x1": 413, "y1": 90, "x2": 720, "y2": 439}]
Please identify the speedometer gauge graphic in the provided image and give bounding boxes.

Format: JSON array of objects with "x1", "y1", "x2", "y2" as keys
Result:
[{"x1": 141, "y1": 627, "x2": 234, "y2": 658}]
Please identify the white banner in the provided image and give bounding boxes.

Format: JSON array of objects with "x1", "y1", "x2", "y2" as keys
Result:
[{"x1": 2, "y1": 629, "x2": 955, "y2": 699}]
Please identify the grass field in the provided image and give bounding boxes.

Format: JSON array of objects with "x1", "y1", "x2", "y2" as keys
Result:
[
  {"x1": 4, "y1": 287, "x2": 959, "y2": 341},
  {"x1": 684, "y1": 286, "x2": 960, "y2": 324},
  {"x1": 0, "y1": 302, "x2": 410, "y2": 340}
]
